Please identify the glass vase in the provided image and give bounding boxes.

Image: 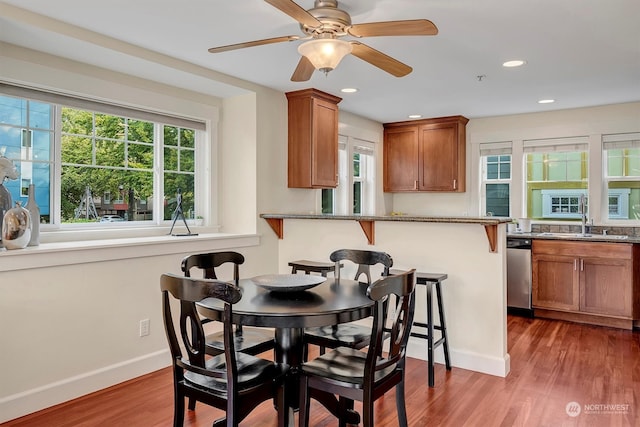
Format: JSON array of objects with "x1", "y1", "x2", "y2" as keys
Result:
[
  {"x1": 25, "y1": 184, "x2": 40, "y2": 246},
  {"x1": 2, "y1": 201, "x2": 31, "y2": 250}
]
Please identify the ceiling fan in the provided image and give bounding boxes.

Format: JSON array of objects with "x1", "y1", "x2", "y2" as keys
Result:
[{"x1": 208, "y1": 0, "x2": 438, "y2": 82}]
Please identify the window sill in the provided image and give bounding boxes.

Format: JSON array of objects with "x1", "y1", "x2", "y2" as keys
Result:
[{"x1": 0, "y1": 231, "x2": 260, "y2": 272}]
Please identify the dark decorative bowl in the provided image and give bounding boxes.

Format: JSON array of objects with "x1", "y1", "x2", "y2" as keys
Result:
[{"x1": 251, "y1": 274, "x2": 326, "y2": 293}]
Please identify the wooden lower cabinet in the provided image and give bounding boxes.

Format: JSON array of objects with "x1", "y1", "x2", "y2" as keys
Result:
[
  {"x1": 580, "y1": 256, "x2": 633, "y2": 317},
  {"x1": 533, "y1": 254, "x2": 579, "y2": 311},
  {"x1": 532, "y1": 240, "x2": 638, "y2": 329}
]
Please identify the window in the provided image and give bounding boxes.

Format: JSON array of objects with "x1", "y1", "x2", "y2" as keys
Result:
[
  {"x1": 541, "y1": 189, "x2": 586, "y2": 219},
  {"x1": 524, "y1": 138, "x2": 588, "y2": 220},
  {"x1": 353, "y1": 152, "x2": 362, "y2": 214},
  {"x1": 0, "y1": 84, "x2": 205, "y2": 230},
  {"x1": 0, "y1": 96, "x2": 53, "y2": 222},
  {"x1": 603, "y1": 133, "x2": 640, "y2": 220},
  {"x1": 352, "y1": 142, "x2": 375, "y2": 215},
  {"x1": 20, "y1": 178, "x2": 31, "y2": 197},
  {"x1": 321, "y1": 138, "x2": 347, "y2": 214},
  {"x1": 480, "y1": 142, "x2": 511, "y2": 217},
  {"x1": 321, "y1": 135, "x2": 375, "y2": 215}
]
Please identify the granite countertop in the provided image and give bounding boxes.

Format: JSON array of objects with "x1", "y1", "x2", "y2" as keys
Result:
[
  {"x1": 260, "y1": 213, "x2": 512, "y2": 225},
  {"x1": 508, "y1": 231, "x2": 638, "y2": 244}
]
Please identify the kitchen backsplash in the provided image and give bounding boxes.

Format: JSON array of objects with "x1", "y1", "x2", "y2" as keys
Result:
[{"x1": 531, "y1": 223, "x2": 640, "y2": 237}]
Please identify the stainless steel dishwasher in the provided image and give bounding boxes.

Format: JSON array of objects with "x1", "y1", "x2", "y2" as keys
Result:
[{"x1": 506, "y1": 237, "x2": 533, "y2": 316}]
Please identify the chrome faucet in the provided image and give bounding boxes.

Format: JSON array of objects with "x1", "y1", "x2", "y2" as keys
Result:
[{"x1": 579, "y1": 194, "x2": 588, "y2": 236}]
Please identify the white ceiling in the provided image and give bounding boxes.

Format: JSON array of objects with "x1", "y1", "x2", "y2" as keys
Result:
[{"x1": 1, "y1": 0, "x2": 639, "y2": 123}]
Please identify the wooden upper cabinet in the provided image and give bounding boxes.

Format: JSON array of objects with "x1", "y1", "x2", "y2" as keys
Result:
[
  {"x1": 286, "y1": 88, "x2": 342, "y2": 189},
  {"x1": 383, "y1": 126, "x2": 419, "y2": 191},
  {"x1": 383, "y1": 115, "x2": 468, "y2": 192}
]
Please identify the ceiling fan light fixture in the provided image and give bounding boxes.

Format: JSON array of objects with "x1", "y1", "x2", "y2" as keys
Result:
[{"x1": 298, "y1": 39, "x2": 352, "y2": 74}]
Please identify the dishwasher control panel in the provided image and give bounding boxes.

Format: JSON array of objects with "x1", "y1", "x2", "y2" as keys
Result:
[{"x1": 507, "y1": 238, "x2": 531, "y2": 249}]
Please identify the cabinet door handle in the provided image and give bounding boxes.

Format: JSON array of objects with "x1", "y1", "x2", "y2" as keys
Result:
[
  {"x1": 453, "y1": 179, "x2": 457, "y2": 189},
  {"x1": 414, "y1": 180, "x2": 418, "y2": 190},
  {"x1": 574, "y1": 259, "x2": 577, "y2": 271},
  {"x1": 580, "y1": 259, "x2": 584, "y2": 271}
]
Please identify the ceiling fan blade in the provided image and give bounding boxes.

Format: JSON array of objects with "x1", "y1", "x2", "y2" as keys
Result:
[
  {"x1": 350, "y1": 42, "x2": 412, "y2": 77},
  {"x1": 348, "y1": 19, "x2": 438, "y2": 38},
  {"x1": 291, "y1": 56, "x2": 315, "y2": 82},
  {"x1": 265, "y1": 0, "x2": 322, "y2": 28},
  {"x1": 208, "y1": 35, "x2": 300, "y2": 53}
]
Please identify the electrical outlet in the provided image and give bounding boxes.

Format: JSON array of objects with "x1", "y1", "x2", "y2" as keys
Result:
[{"x1": 139, "y1": 319, "x2": 150, "y2": 337}]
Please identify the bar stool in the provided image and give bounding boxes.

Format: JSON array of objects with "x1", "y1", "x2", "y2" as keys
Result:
[
  {"x1": 392, "y1": 269, "x2": 451, "y2": 387},
  {"x1": 288, "y1": 260, "x2": 341, "y2": 277}
]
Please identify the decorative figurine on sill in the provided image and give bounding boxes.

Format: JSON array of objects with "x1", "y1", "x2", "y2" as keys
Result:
[
  {"x1": 168, "y1": 188, "x2": 197, "y2": 237},
  {"x1": 0, "y1": 156, "x2": 20, "y2": 248}
]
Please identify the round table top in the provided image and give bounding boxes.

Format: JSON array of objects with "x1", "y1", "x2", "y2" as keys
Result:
[{"x1": 197, "y1": 276, "x2": 373, "y2": 329}]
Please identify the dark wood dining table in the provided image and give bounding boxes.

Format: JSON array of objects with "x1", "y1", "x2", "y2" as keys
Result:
[{"x1": 196, "y1": 274, "x2": 373, "y2": 425}]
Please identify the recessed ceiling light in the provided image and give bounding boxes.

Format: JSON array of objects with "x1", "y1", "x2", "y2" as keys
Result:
[
  {"x1": 538, "y1": 99, "x2": 555, "y2": 104},
  {"x1": 408, "y1": 114, "x2": 422, "y2": 119},
  {"x1": 502, "y1": 60, "x2": 526, "y2": 67},
  {"x1": 340, "y1": 88, "x2": 358, "y2": 93}
]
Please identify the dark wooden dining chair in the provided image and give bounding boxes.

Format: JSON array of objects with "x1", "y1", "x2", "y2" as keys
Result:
[
  {"x1": 160, "y1": 273, "x2": 289, "y2": 427},
  {"x1": 304, "y1": 249, "x2": 393, "y2": 355},
  {"x1": 298, "y1": 269, "x2": 416, "y2": 427},
  {"x1": 181, "y1": 251, "x2": 275, "y2": 357}
]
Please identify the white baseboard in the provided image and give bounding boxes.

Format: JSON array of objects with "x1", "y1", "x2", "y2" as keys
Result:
[
  {"x1": 0, "y1": 349, "x2": 170, "y2": 424},
  {"x1": 406, "y1": 337, "x2": 511, "y2": 378}
]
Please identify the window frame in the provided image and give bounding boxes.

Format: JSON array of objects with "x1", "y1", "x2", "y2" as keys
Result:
[
  {"x1": 540, "y1": 189, "x2": 587, "y2": 219},
  {"x1": 479, "y1": 142, "x2": 512, "y2": 217},
  {"x1": 0, "y1": 83, "x2": 210, "y2": 236},
  {"x1": 603, "y1": 133, "x2": 640, "y2": 222},
  {"x1": 321, "y1": 135, "x2": 376, "y2": 215},
  {"x1": 476, "y1": 134, "x2": 640, "y2": 226},
  {"x1": 523, "y1": 138, "x2": 589, "y2": 221}
]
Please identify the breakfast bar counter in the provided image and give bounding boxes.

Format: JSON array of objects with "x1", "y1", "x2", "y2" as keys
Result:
[
  {"x1": 261, "y1": 213, "x2": 511, "y2": 252},
  {"x1": 260, "y1": 213, "x2": 512, "y2": 378}
]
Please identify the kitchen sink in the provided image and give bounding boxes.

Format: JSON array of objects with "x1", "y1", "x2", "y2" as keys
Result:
[{"x1": 536, "y1": 232, "x2": 629, "y2": 240}]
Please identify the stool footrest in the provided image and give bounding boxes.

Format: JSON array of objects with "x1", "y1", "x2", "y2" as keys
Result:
[
  {"x1": 412, "y1": 322, "x2": 444, "y2": 332},
  {"x1": 432, "y1": 337, "x2": 446, "y2": 348},
  {"x1": 410, "y1": 333, "x2": 447, "y2": 349}
]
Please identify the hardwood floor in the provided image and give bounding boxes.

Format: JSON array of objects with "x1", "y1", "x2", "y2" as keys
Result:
[{"x1": 3, "y1": 316, "x2": 639, "y2": 426}]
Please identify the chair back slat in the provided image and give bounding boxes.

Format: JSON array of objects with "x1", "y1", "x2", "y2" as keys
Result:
[
  {"x1": 365, "y1": 269, "x2": 416, "y2": 380},
  {"x1": 181, "y1": 251, "x2": 244, "y2": 330},
  {"x1": 181, "y1": 251, "x2": 244, "y2": 281},
  {"x1": 330, "y1": 249, "x2": 393, "y2": 283}
]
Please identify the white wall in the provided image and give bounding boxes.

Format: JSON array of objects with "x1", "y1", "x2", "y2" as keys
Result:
[{"x1": 220, "y1": 93, "x2": 258, "y2": 234}]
